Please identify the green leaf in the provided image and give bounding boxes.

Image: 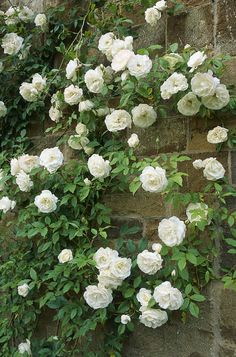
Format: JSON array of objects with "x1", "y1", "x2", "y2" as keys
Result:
[
  {"x1": 123, "y1": 288, "x2": 135, "y2": 298},
  {"x1": 133, "y1": 276, "x2": 142, "y2": 288},
  {"x1": 30, "y1": 268, "x2": 37, "y2": 281},
  {"x1": 189, "y1": 302, "x2": 199, "y2": 317},
  {"x1": 178, "y1": 258, "x2": 186, "y2": 271},
  {"x1": 190, "y1": 294, "x2": 206, "y2": 302}
]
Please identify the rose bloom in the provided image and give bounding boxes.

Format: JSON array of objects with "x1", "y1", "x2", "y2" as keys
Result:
[
  {"x1": 145, "y1": 7, "x2": 161, "y2": 26},
  {"x1": 203, "y1": 157, "x2": 225, "y2": 181},
  {"x1": 17, "y1": 283, "x2": 30, "y2": 297},
  {"x1": 98, "y1": 32, "x2": 115, "y2": 56},
  {"x1": 155, "y1": 0, "x2": 167, "y2": 10},
  {"x1": 18, "y1": 339, "x2": 31, "y2": 355},
  {"x1": 137, "y1": 250, "x2": 163, "y2": 275},
  {"x1": 192, "y1": 159, "x2": 204, "y2": 170},
  {"x1": 20, "y1": 82, "x2": 39, "y2": 102},
  {"x1": 49, "y1": 106, "x2": 62, "y2": 123},
  {"x1": 39, "y1": 147, "x2": 64, "y2": 173},
  {"x1": 93, "y1": 247, "x2": 118, "y2": 270},
  {"x1": 158, "y1": 216, "x2": 186, "y2": 247},
  {"x1": 1, "y1": 33, "x2": 24, "y2": 55},
  {"x1": 68, "y1": 135, "x2": 89, "y2": 150},
  {"x1": 0, "y1": 101, "x2": 7, "y2": 118},
  {"x1": 32, "y1": 73, "x2": 46, "y2": 92},
  {"x1": 207, "y1": 126, "x2": 228, "y2": 144},
  {"x1": 202, "y1": 84, "x2": 230, "y2": 110},
  {"x1": 186, "y1": 202, "x2": 210, "y2": 224},
  {"x1": 10, "y1": 158, "x2": 20, "y2": 176},
  {"x1": 87, "y1": 154, "x2": 111, "y2": 179},
  {"x1": 64, "y1": 84, "x2": 83, "y2": 105},
  {"x1": 161, "y1": 72, "x2": 188, "y2": 100},
  {"x1": 187, "y1": 51, "x2": 207, "y2": 72},
  {"x1": 121, "y1": 314, "x2": 131, "y2": 325},
  {"x1": 177, "y1": 92, "x2": 201, "y2": 116},
  {"x1": 152, "y1": 243, "x2": 162, "y2": 253},
  {"x1": 34, "y1": 190, "x2": 58, "y2": 213},
  {"x1": 84, "y1": 284, "x2": 113, "y2": 309},
  {"x1": 162, "y1": 53, "x2": 184, "y2": 69},
  {"x1": 127, "y1": 54, "x2": 152, "y2": 78},
  {"x1": 18, "y1": 154, "x2": 39, "y2": 173},
  {"x1": 110, "y1": 257, "x2": 132, "y2": 280},
  {"x1": 75, "y1": 123, "x2": 89, "y2": 136},
  {"x1": 128, "y1": 133, "x2": 139, "y2": 148},
  {"x1": 136, "y1": 288, "x2": 152, "y2": 307},
  {"x1": 18, "y1": 6, "x2": 34, "y2": 22},
  {"x1": 34, "y1": 13, "x2": 47, "y2": 28},
  {"x1": 140, "y1": 166, "x2": 168, "y2": 193},
  {"x1": 132, "y1": 104, "x2": 157, "y2": 128},
  {"x1": 191, "y1": 71, "x2": 219, "y2": 97},
  {"x1": 0, "y1": 197, "x2": 16, "y2": 213},
  {"x1": 84, "y1": 67, "x2": 104, "y2": 93},
  {"x1": 79, "y1": 100, "x2": 94, "y2": 112},
  {"x1": 98, "y1": 269, "x2": 123, "y2": 289},
  {"x1": 139, "y1": 308, "x2": 168, "y2": 328},
  {"x1": 105, "y1": 109, "x2": 132, "y2": 132},
  {"x1": 111, "y1": 49, "x2": 134, "y2": 72},
  {"x1": 153, "y1": 281, "x2": 183, "y2": 310},
  {"x1": 66, "y1": 58, "x2": 80, "y2": 81},
  {"x1": 110, "y1": 36, "x2": 133, "y2": 58},
  {"x1": 16, "y1": 171, "x2": 33, "y2": 192},
  {"x1": 5, "y1": 6, "x2": 19, "y2": 26},
  {"x1": 58, "y1": 249, "x2": 73, "y2": 263}
]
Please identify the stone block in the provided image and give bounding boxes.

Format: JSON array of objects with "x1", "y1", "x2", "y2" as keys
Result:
[
  {"x1": 167, "y1": 5, "x2": 214, "y2": 49},
  {"x1": 180, "y1": 0, "x2": 212, "y2": 8},
  {"x1": 134, "y1": 16, "x2": 166, "y2": 52},
  {"x1": 216, "y1": 0, "x2": 236, "y2": 55},
  {"x1": 220, "y1": 285, "x2": 236, "y2": 344},
  {"x1": 221, "y1": 57, "x2": 236, "y2": 87}
]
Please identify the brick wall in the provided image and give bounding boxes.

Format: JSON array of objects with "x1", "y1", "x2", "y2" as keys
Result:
[{"x1": 2, "y1": 0, "x2": 236, "y2": 356}]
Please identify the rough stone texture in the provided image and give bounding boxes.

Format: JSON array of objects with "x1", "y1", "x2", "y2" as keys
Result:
[{"x1": 216, "y1": 0, "x2": 236, "y2": 55}]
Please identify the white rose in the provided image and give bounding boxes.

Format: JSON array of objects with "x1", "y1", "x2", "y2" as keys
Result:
[
  {"x1": 58, "y1": 249, "x2": 73, "y2": 263},
  {"x1": 191, "y1": 71, "x2": 219, "y2": 97},
  {"x1": 0, "y1": 101, "x2": 7, "y2": 118},
  {"x1": 110, "y1": 37, "x2": 133, "y2": 58},
  {"x1": 19, "y1": 83, "x2": 39, "y2": 102},
  {"x1": 121, "y1": 70, "x2": 129, "y2": 81},
  {"x1": 177, "y1": 92, "x2": 201, "y2": 116},
  {"x1": 18, "y1": 6, "x2": 34, "y2": 22},
  {"x1": 127, "y1": 54, "x2": 152, "y2": 78},
  {"x1": 192, "y1": 159, "x2": 204, "y2": 170},
  {"x1": 68, "y1": 135, "x2": 89, "y2": 150},
  {"x1": 110, "y1": 257, "x2": 132, "y2": 280},
  {"x1": 10, "y1": 158, "x2": 20, "y2": 176},
  {"x1": 0, "y1": 196, "x2": 16, "y2": 213},
  {"x1": 93, "y1": 247, "x2": 118, "y2": 270},
  {"x1": 49, "y1": 106, "x2": 62, "y2": 123},
  {"x1": 98, "y1": 269, "x2": 123, "y2": 289},
  {"x1": 16, "y1": 171, "x2": 33, "y2": 192},
  {"x1": 137, "y1": 250, "x2": 163, "y2": 275},
  {"x1": 34, "y1": 190, "x2": 58, "y2": 213},
  {"x1": 84, "y1": 178, "x2": 91, "y2": 186},
  {"x1": 66, "y1": 58, "x2": 80, "y2": 81},
  {"x1": 39, "y1": 147, "x2": 64, "y2": 173},
  {"x1": 128, "y1": 133, "x2": 139, "y2": 148},
  {"x1": 155, "y1": 0, "x2": 167, "y2": 11},
  {"x1": 32, "y1": 73, "x2": 46, "y2": 92},
  {"x1": 139, "y1": 308, "x2": 168, "y2": 328},
  {"x1": 187, "y1": 51, "x2": 207, "y2": 72},
  {"x1": 202, "y1": 84, "x2": 230, "y2": 110},
  {"x1": 158, "y1": 216, "x2": 186, "y2": 247},
  {"x1": 98, "y1": 32, "x2": 115, "y2": 56},
  {"x1": 111, "y1": 49, "x2": 134, "y2": 72},
  {"x1": 145, "y1": 7, "x2": 161, "y2": 26},
  {"x1": 84, "y1": 285, "x2": 113, "y2": 309},
  {"x1": 84, "y1": 68, "x2": 104, "y2": 93},
  {"x1": 64, "y1": 84, "x2": 83, "y2": 105},
  {"x1": 34, "y1": 13, "x2": 47, "y2": 28},
  {"x1": 5, "y1": 7, "x2": 19, "y2": 26},
  {"x1": 203, "y1": 157, "x2": 225, "y2": 181},
  {"x1": 161, "y1": 72, "x2": 188, "y2": 100},
  {"x1": 140, "y1": 166, "x2": 168, "y2": 193},
  {"x1": 136, "y1": 288, "x2": 152, "y2": 307},
  {"x1": 105, "y1": 109, "x2": 132, "y2": 132},
  {"x1": 17, "y1": 283, "x2": 30, "y2": 297},
  {"x1": 152, "y1": 243, "x2": 162, "y2": 253},
  {"x1": 79, "y1": 100, "x2": 94, "y2": 112},
  {"x1": 18, "y1": 339, "x2": 31, "y2": 355},
  {"x1": 88, "y1": 154, "x2": 111, "y2": 179},
  {"x1": 2, "y1": 33, "x2": 24, "y2": 55},
  {"x1": 121, "y1": 314, "x2": 131, "y2": 325},
  {"x1": 18, "y1": 154, "x2": 39, "y2": 173},
  {"x1": 132, "y1": 104, "x2": 157, "y2": 128},
  {"x1": 153, "y1": 281, "x2": 183, "y2": 310},
  {"x1": 75, "y1": 123, "x2": 89, "y2": 136},
  {"x1": 207, "y1": 126, "x2": 228, "y2": 144},
  {"x1": 186, "y1": 202, "x2": 210, "y2": 224},
  {"x1": 51, "y1": 91, "x2": 61, "y2": 108}
]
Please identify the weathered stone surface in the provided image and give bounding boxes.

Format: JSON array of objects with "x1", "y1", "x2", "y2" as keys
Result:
[
  {"x1": 220, "y1": 286, "x2": 236, "y2": 344},
  {"x1": 180, "y1": 0, "x2": 212, "y2": 8},
  {"x1": 167, "y1": 5, "x2": 214, "y2": 49},
  {"x1": 216, "y1": 0, "x2": 236, "y2": 55},
  {"x1": 222, "y1": 57, "x2": 236, "y2": 87},
  {"x1": 134, "y1": 16, "x2": 166, "y2": 51},
  {"x1": 231, "y1": 151, "x2": 236, "y2": 185}
]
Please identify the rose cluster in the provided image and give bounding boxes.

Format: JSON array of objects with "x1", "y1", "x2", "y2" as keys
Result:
[
  {"x1": 68, "y1": 123, "x2": 93, "y2": 155},
  {"x1": 20, "y1": 73, "x2": 46, "y2": 102},
  {"x1": 145, "y1": 1, "x2": 167, "y2": 27},
  {"x1": 193, "y1": 157, "x2": 225, "y2": 181}
]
